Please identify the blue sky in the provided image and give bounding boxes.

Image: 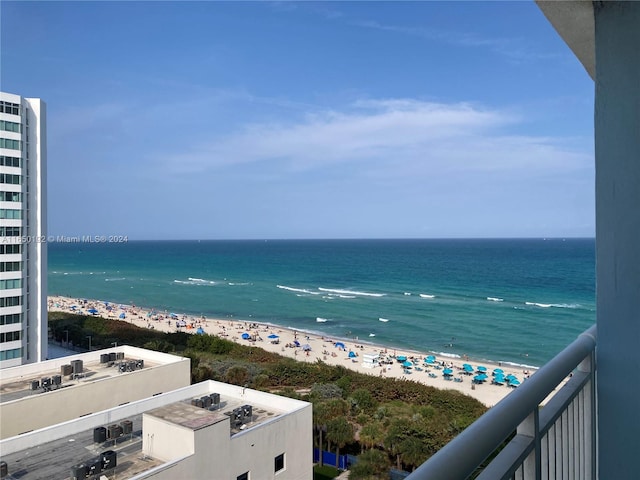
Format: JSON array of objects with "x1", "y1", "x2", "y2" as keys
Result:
[{"x1": 2, "y1": 1, "x2": 595, "y2": 239}]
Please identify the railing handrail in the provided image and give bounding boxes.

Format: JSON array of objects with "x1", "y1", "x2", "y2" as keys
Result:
[{"x1": 406, "y1": 324, "x2": 597, "y2": 480}]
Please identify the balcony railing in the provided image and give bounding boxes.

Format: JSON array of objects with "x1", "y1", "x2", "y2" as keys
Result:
[{"x1": 406, "y1": 324, "x2": 597, "y2": 480}]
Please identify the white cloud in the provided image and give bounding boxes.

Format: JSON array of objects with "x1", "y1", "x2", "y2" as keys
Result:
[{"x1": 159, "y1": 98, "x2": 591, "y2": 181}]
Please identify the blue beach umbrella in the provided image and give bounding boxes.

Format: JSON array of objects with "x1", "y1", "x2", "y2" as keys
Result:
[
  {"x1": 88, "y1": 308, "x2": 99, "y2": 314},
  {"x1": 349, "y1": 351, "x2": 357, "y2": 358},
  {"x1": 294, "y1": 340, "x2": 301, "y2": 347},
  {"x1": 443, "y1": 368, "x2": 454, "y2": 375},
  {"x1": 302, "y1": 344, "x2": 312, "y2": 351},
  {"x1": 402, "y1": 361, "x2": 413, "y2": 368},
  {"x1": 196, "y1": 327, "x2": 205, "y2": 335},
  {"x1": 425, "y1": 355, "x2": 436, "y2": 364},
  {"x1": 397, "y1": 355, "x2": 407, "y2": 362},
  {"x1": 268, "y1": 334, "x2": 279, "y2": 339},
  {"x1": 476, "y1": 365, "x2": 487, "y2": 372},
  {"x1": 334, "y1": 342, "x2": 346, "y2": 349},
  {"x1": 493, "y1": 368, "x2": 504, "y2": 375},
  {"x1": 506, "y1": 374, "x2": 518, "y2": 382},
  {"x1": 241, "y1": 333, "x2": 251, "y2": 340},
  {"x1": 509, "y1": 379, "x2": 521, "y2": 387},
  {"x1": 119, "y1": 312, "x2": 126, "y2": 319}
]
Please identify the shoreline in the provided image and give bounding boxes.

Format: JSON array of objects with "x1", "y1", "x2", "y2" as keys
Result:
[{"x1": 48, "y1": 295, "x2": 565, "y2": 408}]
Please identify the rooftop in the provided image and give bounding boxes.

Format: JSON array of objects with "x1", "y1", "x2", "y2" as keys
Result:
[
  {"x1": 0, "y1": 353, "x2": 158, "y2": 404},
  {"x1": 0, "y1": 380, "x2": 308, "y2": 480}
]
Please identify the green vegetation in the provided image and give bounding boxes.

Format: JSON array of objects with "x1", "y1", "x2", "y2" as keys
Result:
[
  {"x1": 313, "y1": 464, "x2": 340, "y2": 480},
  {"x1": 49, "y1": 312, "x2": 487, "y2": 476}
]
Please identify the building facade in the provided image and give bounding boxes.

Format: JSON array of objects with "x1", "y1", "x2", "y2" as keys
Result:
[
  {"x1": 0, "y1": 346, "x2": 312, "y2": 480},
  {"x1": 0, "y1": 91, "x2": 47, "y2": 368}
]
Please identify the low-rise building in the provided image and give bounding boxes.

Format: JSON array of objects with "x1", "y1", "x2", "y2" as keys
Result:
[{"x1": 0, "y1": 346, "x2": 313, "y2": 479}]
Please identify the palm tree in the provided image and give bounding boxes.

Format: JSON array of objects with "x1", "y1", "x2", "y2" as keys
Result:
[
  {"x1": 313, "y1": 401, "x2": 331, "y2": 466},
  {"x1": 399, "y1": 437, "x2": 427, "y2": 471},
  {"x1": 349, "y1": 448, "x2": 390, "y2": 480},
  {"x1": 384, "y1": 418, "x2": 410, "y2": 470},
  {"x1": 326, "y1": 417, "x2": 354, "y2": 468},
  {"x1": 359, "y1": 421, "x2": 384, "y2": 451}
]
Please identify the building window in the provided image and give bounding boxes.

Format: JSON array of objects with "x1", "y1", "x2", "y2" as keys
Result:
[
  {"x1": 0, "y1": 155, "x2": 22, "y2": 167},
  {"x1": 0, "y1": 101, "x2": 21, "y2": 115},
  {"x1": 0, "y1": 173, "x2": 21, "y2": 184},
  {"x1": 0, "y1": 244, "x2": 21, "y2": 254},
  {"x1": 0, "y1": 227, "x2": 21, "y2": 237},
  {"x1": 0, "y1": 296, "x2": 22, "y2": 307},
  {"x1": 237, "y1": 473, "x2": 249, "y2": 480},
  {"x1": 0, "y1": 348, "x2": 22, "y2": 361},
  {"x1": 0, "y1": 313, "x2": 22, "y2": 325},
  {"x1": 0, "y1": 279, "x2": 22, "y2": 290},
  {"x1": 0, "y1": 192, "x2": 22, "y2": 202},
  {"x1": 0, "y1": 209, "x2": 22, "y2": 220},
  {"x1": 0, "y1": 261, "x2": 22, "y2": 272},
  {"x1": 0, "y1": 138, "x2": 22, "y2": 150},
  {"x1": 275, "y1": 453, "x2": 285, "y2": 473},
  {"x1": 0, "y1": 331, "x2": 21, "y2": 343},
  {"x1": 0, "y1": 120, "x2": 21, "y2": 133}
]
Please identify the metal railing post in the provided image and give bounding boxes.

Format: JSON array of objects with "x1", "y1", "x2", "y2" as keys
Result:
[{"x1": 406, "y1": 325, "x2": 596, "y2": 480}]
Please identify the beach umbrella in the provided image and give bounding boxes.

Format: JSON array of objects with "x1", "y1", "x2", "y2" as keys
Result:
[
  {"x1": 493, "y1": 368, "x2": 504, "y2": 375},
  {"x1": 302, "y1": 344, "x2": 312, "y2": 351},
  {"x1": 70, "y1": 305, "x2": 77, "y2": 310},
  {"x1": 397, "y1": 355, "x2": 407, "y2": 362},
  {"x1": 87, "y1": 308, "x2": 99, "y2": 314},
  {"x1": 443, "y1": 368, "x2": 454, "y2": 375},
  {"x1": 349, "y1": 351, "x2": 357, "y2": 358},
  {"x1": 334, "y1": 342, "x2": 345, "y2": 349},
  {"x1": 402, "y1": 361, "x2": 413, "y2": 368},
  {"x1": 425, "y1": 355, "x2": 436, "y2": 364},
  {"x1": 506, "y1": 374, "x2": 518, "y2": 382},
  {"x1": 241, "y1": 333, "x2": 251, "y2": 340},
  {"x1": 509, "y1": 379, "x2": 521, "y2": 387},
  {"x1": 119, "y1": 312, "x2": 126, "y2": 319},
  {"x1": 196, "y1": 327, "x2": 205, "y2": 335},
  {"x1": 170, "y1": 313, "x2": 178, "y2": 318},
  {"x1": 268, "y1": 334, "x2": 279, "y2": 339},
  {"x1": 473, "y1": 374, "x2": 488, "y2": 383},
  {"x1": 476, "y1": 365, "x2": 487, "y2": 372},
  {"x1": 463, "y1": 364, "x2": 474, "y2": 373}
]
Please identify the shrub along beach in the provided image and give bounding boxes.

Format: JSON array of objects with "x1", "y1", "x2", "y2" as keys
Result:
[
  {"x1": 49, "y1": 305, "x2": 489, "y2": 474},
  {"x1": 49, "y1": 295, "x2": 555, "y2": 408}
]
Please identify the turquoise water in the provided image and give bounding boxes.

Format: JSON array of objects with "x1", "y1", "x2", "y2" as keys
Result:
[{"x1": 48, "y1": 238, "x2": 595, "y2": 367}]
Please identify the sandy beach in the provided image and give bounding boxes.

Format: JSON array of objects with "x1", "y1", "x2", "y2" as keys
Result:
[{"x1": 48, "y1": 295, "x2": 564, "y2": 408}]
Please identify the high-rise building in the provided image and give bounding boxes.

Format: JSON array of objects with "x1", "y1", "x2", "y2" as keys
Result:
[{"x1": 0, "y1": 91, "x2": 47, "y2": 368}]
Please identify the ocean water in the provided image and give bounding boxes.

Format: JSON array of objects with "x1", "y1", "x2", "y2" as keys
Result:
[{"x1": 48, "y1": 238, "x2": 595, "y2": 368}]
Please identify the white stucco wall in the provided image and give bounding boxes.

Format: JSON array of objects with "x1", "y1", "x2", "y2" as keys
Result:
[{"x1": 0, "y1": 347, "x2": 190, "y2": 438}]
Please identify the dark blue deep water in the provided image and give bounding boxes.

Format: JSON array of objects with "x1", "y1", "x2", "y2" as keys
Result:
[{"x1": 48, "y1": 238, "x2": 595, "y2": 367}]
